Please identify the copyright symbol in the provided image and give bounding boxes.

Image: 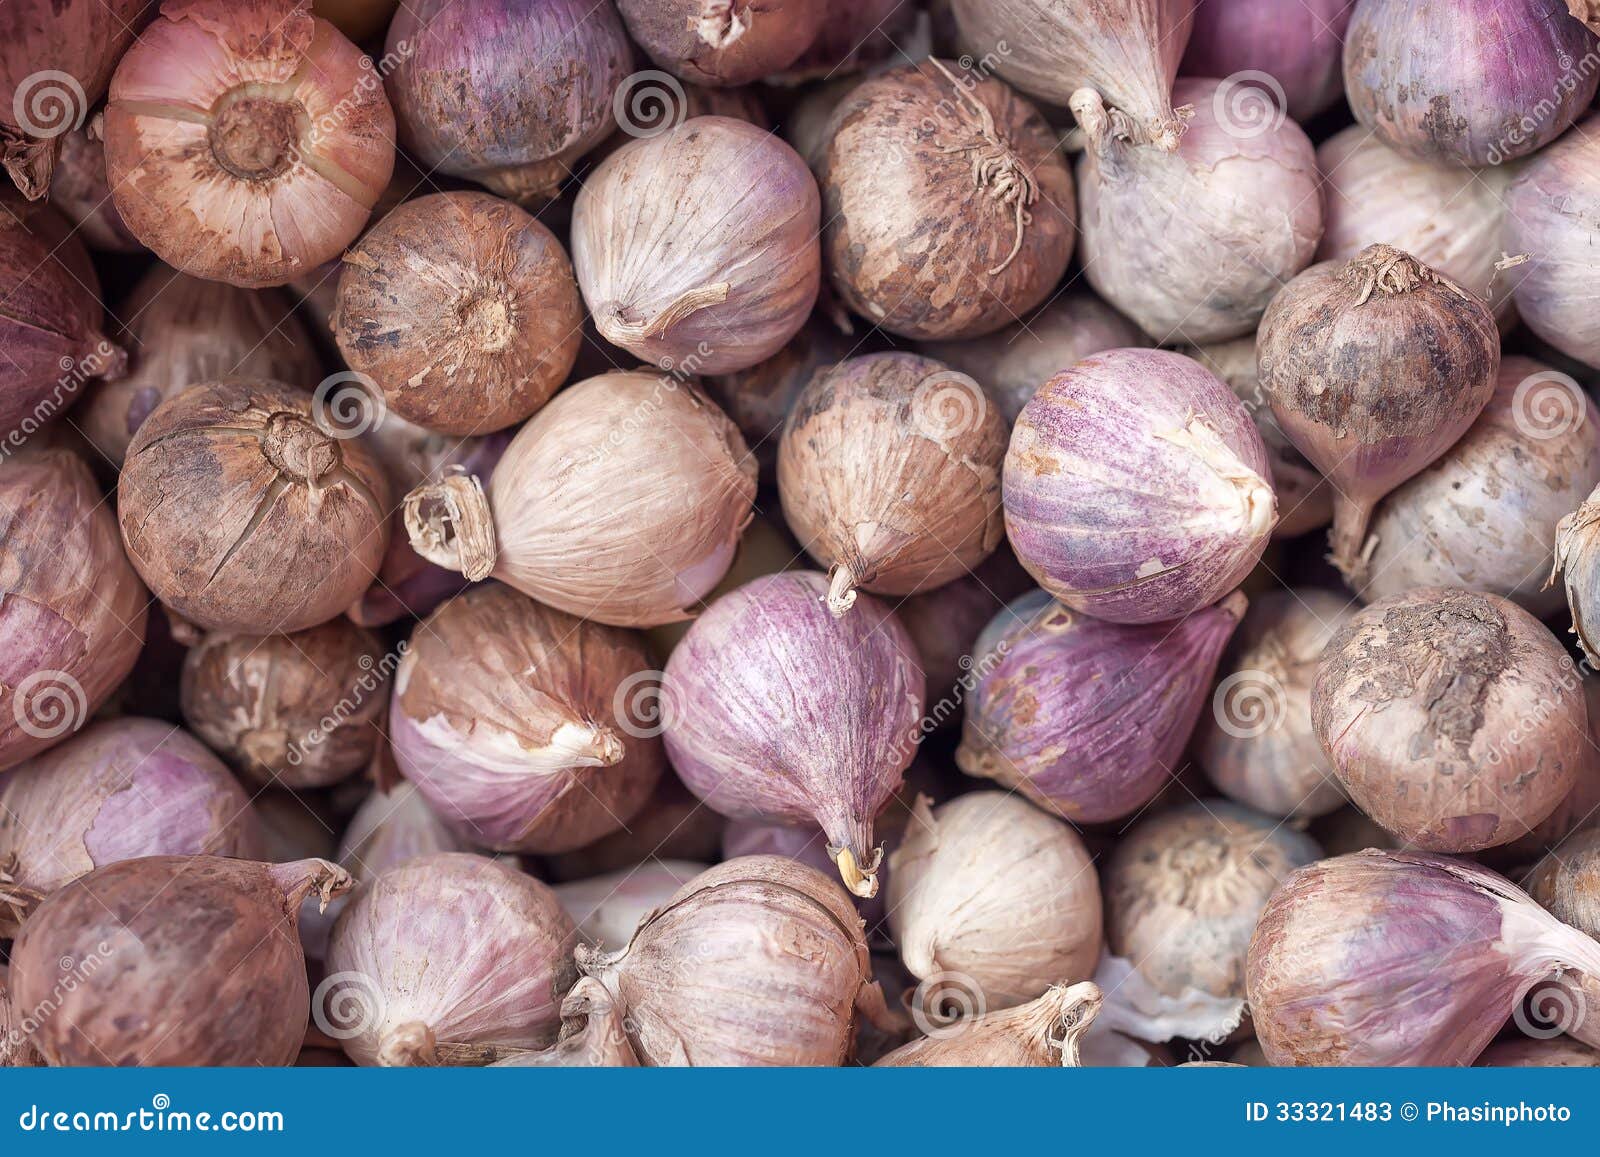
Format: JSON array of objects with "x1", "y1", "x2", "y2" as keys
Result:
[{"x1": 1400, "y1": 1103, "x2": 1418, "y2": 1122}]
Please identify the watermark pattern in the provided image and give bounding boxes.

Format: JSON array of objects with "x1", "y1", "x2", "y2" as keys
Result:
[
  {"x1": 10, "y1": 670, "x2": 87, "y2": 741},
  {"x1": 612, "y1": 669, "x2": 678, "y2": 739},
  {"x1": 1512, "y1": 369, "x2": 1587, "y2": 441},
  {"x1": 910, "y1": 371, "x2": 988, "y2": 441},
  {"x1": 312, "y1": 371, "x2": 386, "y2": 439},
  {"x1": 17, "y1": 1095, "x2": 283, "y2": 1133},
  {"x1": 4, "y1": 940, "x2": 113, "y2": 1056},
  {"x1": 1483, "y1": 46, "x2": 1600, "y2": 165},
  {"x1": 1513, "y1": 975, "x2": 1585, "y2": 1040},
  {"x1": 284, "y1": 641, "x2": 405, "y2": 767},
  {"x1": 312, "y1": 970, "x2": 388, "y2": 1041},
  {"x1": 910, "y1": 643, "x2": 1009, "y2": 741},
  {"x1": 612, "y1": 70, "x2": 688, "y2": 139},
  {"x1": 1211, "y1": 71, "x2": 1288, "y2": 139},
  {"x1": 1211, "y1": 670, "x2": 1288, "y2": 740},
  {"x1": 908, "y1": 970, "x2": 986, "y2": 1040},
  {"x1": 0, "y1": 341, "x2": 121, "y2": 462},
  {"x1": 11, "y1": 71, "x2": 86, "y2": 139},
  {"x1": 296, "y1": 39, "x2": 414, "y2": 159}
]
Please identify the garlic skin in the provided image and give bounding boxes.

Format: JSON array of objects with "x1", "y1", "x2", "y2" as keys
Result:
[
  {"x1": 1360, "y1": 357, "x2": 1600, "y2": 614},
  {"x1": 895, "y1": 545, "x2": 1033, "y2": 712},
  {"x1": 0, "y1": 966, "x2": 41, "y2": 1067},
  {"x1": 576, "y1": 856, "x2": 884, "y2": 1066},
  {"x1": 1313, "y1": 588, "x2": 1589, "y2": 853},
  {"x1": 1181, "y1": 0, "x2": 1356, "y2": 121},
  {"x1": 325, "y1": 853, "x2": 578, "y2": 1066},
  {"x1": 403, "y1": 371, "x2": 756, "y2": 629},
  {"x1": 390, "y1": 584, "x2": 664, "y2": 855},
  {"x1": 780, "y1": 353, "x2": 1008, "y2": 614},
  {"x1": 554, "y1": 861, "x2": 709, "y2": 948},
  {"x1": 876, "y1": 981, "x2": 1104, "y2": 1067},
  {"x1": 490, "y1": 978, "x2": 640, "y2": 1067},
  {"x1": 573, "y1": 117, "x2": 819, "y2": 374},
  {"x1": 888, "y1": 794, "x2": 1102, "y2": 1011},
  {"x1": 1526, "y1": 828, "x2": 1600, "y2": 940},
  {"x1": 616, "y1": 0, "x2": 827, "y2": 85},
  {"x1": 339, "y1": 781, "x2": 471, "y2": 885},
  {"x1": 1551, "y1": 482, "x2": 1600, "y2": 664},
  {"x1": 1247, "y1": 850, "x2": 1600, "y2": 1066},
  {"x1": 1193, "y1": 590, "x2": 1354, "y2": 820},
  {"x1": 773, "y1": 0, "x2": 915, "y2": 80}
]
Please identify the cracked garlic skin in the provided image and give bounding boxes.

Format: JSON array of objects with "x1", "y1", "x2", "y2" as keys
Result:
[
  {"x1": 876, "y1": 981, "x2": 1105, "y2": 1067},
  {"x1": 490, "y1": 978, "x2": 640, "y2": 1067},
  {"x1": 779, "y1": 353, "x2": 1008, "y2": 614},
  {"x1": 888, "y1": 793, "x2": 1102, "y2": 1011},
  {"x1": 118, "y1": 379, "x2": 391, "y2": 634},
  {"x1": 1005, "y1": 349, "x2": 1274, "y2": 625},
  {"x1": 616, "y1": 0, "x2": 826, "y2": 85},
  {"x1": 821, "y1": 59, "x2": 1074, "y2": 340},
  {"x1": 1312, "y1": 587, "x2": 1588, "y2": 853}
]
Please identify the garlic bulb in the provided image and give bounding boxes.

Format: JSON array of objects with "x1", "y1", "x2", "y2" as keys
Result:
[
  {"x1": 490, "y1": 979, "x2": 639, "y2": 1067},
  {"x1": 876, "y1": 982, "x2": 1103, "y2": 1067},
  {"x1": 615, "y1": 0, "x2": 826, "y2": 85},
  {"x1": 576, "y1": 856, "x2": 888, "y2": 1065},
  {"x1": 888, "y1": 794, "x2": 1102, "y2": 1011},
  {"x1": 1551, "y1": 482, "x2": 1600, "y2": 664},
  {"x1": 554, "y1": 861, "x2": 709, "y2": 948}
]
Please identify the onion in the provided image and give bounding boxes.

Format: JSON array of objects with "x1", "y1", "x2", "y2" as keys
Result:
[
  {"x1": 386, "y1": 0, "x2": 631, "y2": 203},
  {"x1": 820, "y1": 60, "x2": 1074, "y2": 341},
  {"x1": 1258, "y1": 245, "x2": 1500, "y2": 576},
  {"x1": 917, "y1": 292, "x2": 1148, "y2": 426},
  {"x1": 573, "y1": 117, "x2": 818, "y2": 373},
  {"x1": 1193, "y1": 589, "x2": 1354, "y2": 820},
  {"x1": 662, "y1": 572, "x2": 923, "y2": 898},
  {"x1": 1313, "y1": 587, "x2": 1590, "y2": 852},
  {"x1": 888, "y1": 794, "x2": 1102, "y2": 1011},
  {"x1": 1344, "y1": 0, "x2": 1598, "y2": 167},
  {"x1": 490, "y1": 978, "x2": 639, "y2": 1067},
  {"x1": 1316, "y1": 126, "x2": 1515, "y2": 318},
  {"x1": 1073, "y1": 77, "x2": 1322, "y2": 345},
  {"x1": 0, "y1": 448, "x2": 147, "y2": 773},
  {"x1": 957, "y1": 590, "x2": 1246, "y2": 822},
  {"x1": 119, "y1": 379, "x2": 391, "y2": 634},
  {"x1": 402, "y1": 371, "x2": 755, "y2": 628},
  {"x1": 1181, "y1": 0, "x2": 1355, "y2": 121},
  {"x1": 390, "y1": 583, "x2": 663, "y2": 854},
  {"x1": 616, "y1": 0, "x2": 825, "y2": 85},
  {"x1": 876, "y1": 982, "x2": 1103, "y2": 1067},
  {"x1": 1550, "y1": 482, "x2": 1600, "y2": 664},
  {"x1": 104, "y1": 0, "x2": 396, "y2": 288},
  {"x1": 542, "y1": 773, "x2": 727, "y2": 881},
  {"x1": 896, "y1": 545, "x2": 1032, "y2": 715},
  {"x1": 1359, "y1": 356, "x2": 1600, "y2": 613},
  {"x1": 0, "y1": 718, "x2": 264, "y2": 934},
  {"x1": 47, "y1": 126, "x2": 141, "y2": 253},
  {"x1": 554, "y1": 861, "x2": 708, "y2": 948},
  {"x1": 1247, "y1": 849, "x2": 1600, "y2": 1065},
  {"x1": 950, "y1": 0, "x2": 1192, "y2": 148},
  {"x1": 1004, "y1": 349, "x2": 1273, "y2": 625},
  {"x1": 1186, "y1": 337, "x2": 1331, "y2": 539},
  {"x1": 1504, "y1": 113, "x2": 1600, "y2": 370},
  {"x1": 1103, "y1": 801, "x2": 1321, "y2": 1044},
  {"x1": 338, "y1": 782, "x2": 469, "y2": 883},
  {"x1": 576, "y1": 856, "x2": 888, "y2": 1065},
  {"x1": 11, "y1": 855, "x2": 350, "y2": 1066},
  {"x1": 324, "y1": 852, "x2": 577, "y2": 1065},
  {"x1": 333, "y1": 191, "x2": 582, "y2": 434},
  {"x1": 181, "y1": 619, "x2": 390, "y2": 790},
  {"x1": 780, "y1": 353, "x2": 1007, "y2": 614},
  {"x1": 1479, "y1": 1038, "x2": 1600, "y2": 1066},
  {"x1": 772, "y1": 0, "x2": 915, "y2": 80},
  {"x1": 0, "y1": 0, "x2": 154, "y2": 199},
  {"x1": 80, "y1": 265, "x2": 322, "y2": 467}
]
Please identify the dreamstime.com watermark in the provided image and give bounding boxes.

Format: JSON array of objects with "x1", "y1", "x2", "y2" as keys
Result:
[
  {"x1": 910, "y1": 642, "x2": 1010, "y2": 741},
  {"x1": 284, "y1": 641, "x2": 407, "y2": 767},
  {"x1": 4, "y1": 941, "x2": 115, "y2": 1056},
  {"x1": 16, "y1": 1095, "x2": 283, "y2": 1134}
]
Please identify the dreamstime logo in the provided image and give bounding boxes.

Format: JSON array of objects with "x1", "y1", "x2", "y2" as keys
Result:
[
  {"x1": 312, "y1": 971, "x2": 387, "y2": 1041},
  {"x1": 1512, "y1": 370, "x2": 1587, "y2": 441},
  {"x1": 611, "y1": 669, "x2": 678, "y2": 739},
  {"x1": 312, "y1": 371, "x2": 386, "y2": 438},
  {"x1": 1211, "y1": 669, "x2": 1287, "y2": 739},
  {"x1": 12, "y1": 70, "x2": 87, "y2": 139},
  {"x1": 909, "y1": 971, "x2": 986, "y2": 1040},
  {"x1": 613, "y1": 70, "x2": 688, "y2": 138},
  {"x1": 910, "y1": 371, "x2": 988, "y2": 441},
  {"x1": 1513, "y1": 976, "x2": 1585, "y2": 1040},
  {"x1": 10, "y1": 670, "x2": 87, "y2": 740},
  {"x1": 1212, "y1": 71, "x2": 1287, "y2": 139}
]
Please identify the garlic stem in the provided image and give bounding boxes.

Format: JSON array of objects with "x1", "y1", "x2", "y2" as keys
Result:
[
  {"x1": 377, "y1": 1021, "x2": 438, "y2": 1067},
  {"x1": 825, "y1": 564, "x2": 858, "y2": 617},
  {"x1": 402, "y1": 472, "x2": 498, "y2": 581},
  {"x1": 830, "y1": 844, "x2": 882, "y2": 899},
  {"x1": 600, "y1": 283, "x2": 731, "y2": 341}
]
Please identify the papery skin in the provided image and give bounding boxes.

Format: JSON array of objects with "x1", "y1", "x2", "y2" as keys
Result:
[
  {"x1": 1505, "y1": 114, "x2": 1600, "y2": 369},
  {"x1": 104, "y1": 0, "x2": 396, "y2": 288},
  {"x1": 325, "y1": 852, "x2": 577, "y2": 1066},
  {"x1": 661, "y1": 572, "x2": 924, "y2": 897},
  {"x1": 119, "y1": 380, "x2": 391, "y2": 634},
  {"x1": 1527, "y1": 827, "x2": 1600, "y2": 938},
  {"x1": 553, "y1": 861, "x2": 707, "y2": 948},
  {"x1": 574, "y1": 117, "x2": 818, "y2": 373},
  {"x1": 616, "y1": 0, "x2": 826, "y2": 85},
  {"x1": 180, "y1": 618, "x2": 390, "y2": 789},
  {"x1": 386, "y1": 0, "x2": 632, "y2": 202},
  {"x1": 1193, "y1": 590, "x2": 1353, "y2": 820},
  {"x1": 11, "y1": 855, "x2": 349, "y2": 1066},
  {"x1": 1182, "y1": 0, "x2": 1355, "y2": 120},
  {"x1": 490, "y1": 978, "x2": 639, "y2": 1067},
  {"x1": 1073, "y1": 78, "x2": 1322, "y2": 344},
  {"x1": 918, "y1": 293, "x2": 1149, "y2": 427},
  {"x1": 578, "y1": 856, "x2": 880, "y2": 1065},
  {"x1": 1004, "y1": 349, "x2": 1274, "y2": 624},
  {"x1": 950, "y1": 0, "x2": 1193, "y2": 147},
  {"x1": 956, "y1": 590, "x2": 1245, "y2": 823},
  {"x1": 1246, "y1": 850, "x2": 1600, "y2": 1065},
  {"x1": 876, "y1": 981, "x2": 1104, "y2": 1067},
  {"x1": 1344, "y1": 0, "x2": 1598, "y2": 168},
  {"x1": 1554, "y1": 482, "x2": 1600, "y2": 664},
  {"x1": 391, "y1": 584, "x2": 662, "y2": 854},
  {"x1": 543, "y1": 773, "x2": 726, "y2": 881},
  {"x1": 1360, "y1": 357, "x2": 1600, "y2": 615},
  {"x1": 780, "y1": 353, "x2": 1009, "y2": 611},
  {"x1": 821, "y1": 61, "x2": 1074, "y2": 341},
  {"x1": 1312, "y1": 588, "x2": 1588, "y2": 852},
  {"x1": 47, "y1": 127, "x2": 142, "y2": 252},
  {"x1": 79, "y1": 266, "x2": 321, "y2": 466},
  {"x1": 0, "y1": 448, "x2": 147, "y2": 772},
  {"x1": 645, "y1": 514, "x2": 796, "y2": 656},
  {"x1": 888, "y1": 793, "x2": 1102, "y2": 1010},
  {"x1": 334, "y1": 191, "x2": 582, "y2": 435}
]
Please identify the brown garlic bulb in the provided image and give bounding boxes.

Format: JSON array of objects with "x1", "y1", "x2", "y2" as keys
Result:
[
  {"x1": 119, "y1": 380, "x2": 391, "y2": 634},
  {"x1": 821, "y1": 59, "x2": 1075, "y2": 340},
  {"x1": 888, "y1": 794, "x2": 1102, "y2": 1011},
  {"x1": 333, "y1": 191, "x2": 583, "y2": 435},
  {"x1": 490, "y1": 978, "x2": 640, "y2": 1067},
  {"x1": 780, "y1": 353, "x2": 1008, "y2": 614},
  {"x1": 875, "y1": 982, "x2": 1103, "y2": 1067},
  {"x1": 181, "y1": 618, "x2": 390, "y2": 790},
  {"x1": 576, "y1": 857, "x2": 888, "y2": 1065}
]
